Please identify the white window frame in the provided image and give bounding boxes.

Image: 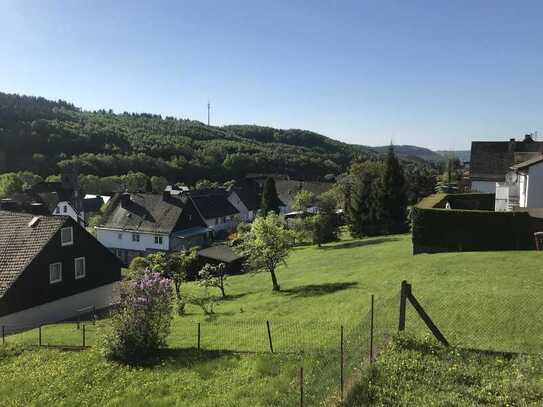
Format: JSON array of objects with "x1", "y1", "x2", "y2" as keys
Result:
[
  {"x1": 61, "y1": 227, "x2": 74, "y2": 246},
  {"x1": 132, "y1": 233, "x2": 140, "y2": 242},
  {"x1": 154, "y1": 235, "x2": 163, "y2": 245},
  {"x1": 74, "y1": 257, "x2": 86, "y2": 279},
  {"x1": 49, "y1": 262, "x2": 62, "y2": 284}
]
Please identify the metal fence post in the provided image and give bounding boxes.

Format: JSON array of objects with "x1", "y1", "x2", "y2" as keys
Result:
[
  {"x1": 340, "y1": 325, "x2": 344, "y2": 401},
  {"x1": 370, "y1": 294, "x2": 374, "y2": 364},
  {"x1": 38, "y1": 325, "x2": 42, "y2": 346},
  {"x1": 300, "y1": 367, "x2": 304, "y2": 407},
  {"x1": 197, "y1": 323, "x2": 201, "y2": 351},
  {"x1": 266, "y1": 320, "x2": 274, "y2": 353}
]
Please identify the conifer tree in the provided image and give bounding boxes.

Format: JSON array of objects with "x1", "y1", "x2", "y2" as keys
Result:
[
  {"x1": 260, "y1": 177, "x2": 281, "y2": 214},
  {"x1": 382, "y1": 145, "x2": 408, "y2": 233}
]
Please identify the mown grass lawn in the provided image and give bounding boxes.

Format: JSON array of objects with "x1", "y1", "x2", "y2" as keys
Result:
[{"x1": 4, "y1": 233, "x2": 543, "y2": 406}]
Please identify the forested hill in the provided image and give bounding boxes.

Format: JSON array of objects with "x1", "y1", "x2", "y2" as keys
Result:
[{"x1": 0, "y1": 92, "x2": 435, "y2": 185}]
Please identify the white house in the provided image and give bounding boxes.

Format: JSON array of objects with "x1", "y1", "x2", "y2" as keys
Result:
[
  {"x1": 96, "y1": 192, "x2": 212, "y2": 265},
  {"x1": 495, "y1": 155, "x2": 543, "y2": 211}
]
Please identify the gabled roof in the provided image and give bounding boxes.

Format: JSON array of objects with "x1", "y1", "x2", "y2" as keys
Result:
[
  {"x1": 187, "y1": 189, "x2": 240, "y2": 219},
  {"x1": 198, "y1": 244, "x2": 243, "y2": 263},
  {"x1": 510, "y1": 155, "x2": 543, "y2": 171},
  {"x1": 275, "y1": 180, "x2": 334, "y2": 208},
  {"x1": 470, "y1": 137, "x2": 543, "y2": 182},
  {"x1": 231, "y1": 179, "x2": 261, "y2": 211},
  {"x1": 99, "y1": 193, "x2": 198, "y2": 234},
  {"x1": 0, "y1": 211, "x2": 68, "y2": 297}
]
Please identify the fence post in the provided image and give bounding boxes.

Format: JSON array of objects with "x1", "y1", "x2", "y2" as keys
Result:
[
  {"x1": 398, "y1": 280, "x2": 409, "y2": 331},
  {"x1": 370, "y1": 294, "x2": 374, "y2": 364},
  {"x1": 340, "y1": 325, "x2": 344, "y2": 401},
  {"x1": 266, "y1": 320, "x2": 274, "y2": 353},
  {"x1": 197, "y1": 323, "x2": 201, "y2": 351},
  {"x1": 300, "y1": 366, "x2": 304, "y2": 407},
  {"x1": 82, "y1": 324, "x2": 86, "y2": 347},
  {"x1": 38, "y1": 325, "x2": 42, "y2": 346},
  {"x1": 1, "y1": 325, "x2": 4, "y2": 345}
]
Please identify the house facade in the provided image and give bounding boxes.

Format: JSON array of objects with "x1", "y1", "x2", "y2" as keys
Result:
[
  {"x1": 470, "y1": 135, "x2": 543, "y2": 193},
  {"x1": 187, "y1": 189, "x2": 241, "y2": 236},
  {"x1": 0, "y1": 211, "x2": 121, "y2": 329},
  {"x1": 96, "y1": 191, "x2": 212, "y2": 264},
  {"x1": 495, "y1": 155, "x2": 543, "y2": 211}
]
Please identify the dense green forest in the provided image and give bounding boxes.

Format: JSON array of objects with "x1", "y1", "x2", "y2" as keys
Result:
[{"x1": 0, "y1": 92, "x2": 439, "y2": 199}]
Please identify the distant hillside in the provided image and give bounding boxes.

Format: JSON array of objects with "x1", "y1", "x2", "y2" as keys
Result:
[
  {"x1": 0, "y1": 92, "x2": 437, "y2": 185},
  {"x1": 371, "y1": 145, "x2": 445, "y2": 162},
  {"x1": 435, "y1": 150, "x2": 471, "y2": 163}
]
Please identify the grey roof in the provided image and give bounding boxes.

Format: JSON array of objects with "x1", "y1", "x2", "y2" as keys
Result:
[
  {"x1": 188, "y1": 189, "x2": 240, "y2": 219},
  {"x1": 275, "y1": 180, "x2": 334, "y2": 208},
  {"x1": 470, "y1": 137, "x2": 543, "y2": 182},
  {"x1": 510, "y1": 155, "x2": 543, "y2": 171},
  {"x1": 231, "y1": 179, "x2": 262, "y2": 211},
  {"x1": 99, "y1": 193, "x2": 191, "y2": 234},
  {"x1": 198, "y1": 245, "x2": 243, "y2": 263},
  {"x1": 0, "y1": 211, "x2": 68, "y2": 297}
]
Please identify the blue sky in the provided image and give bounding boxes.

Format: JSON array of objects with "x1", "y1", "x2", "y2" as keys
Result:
[{"x1": 1, "y1": 0, "x2": 543, "y2": 150}]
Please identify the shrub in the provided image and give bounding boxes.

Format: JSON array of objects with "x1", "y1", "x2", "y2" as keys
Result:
[{"x1": 100, "y1": 270, "x2": 173, "y2": 363}]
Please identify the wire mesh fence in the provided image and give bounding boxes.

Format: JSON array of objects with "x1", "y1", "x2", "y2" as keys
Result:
[{"x1": 2, "y1": 320, "x2": 97, "y2": 348}]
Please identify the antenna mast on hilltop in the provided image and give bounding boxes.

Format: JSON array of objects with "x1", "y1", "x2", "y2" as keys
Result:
[{"x1": 207, "y1": 101, "x2": 211, "y2": 126}]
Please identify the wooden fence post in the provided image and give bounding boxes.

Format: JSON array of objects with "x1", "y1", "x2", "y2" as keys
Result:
[
  {"x1": 1, "y1": 325, "x2": 4, "y2": 345},
  {"x1": 369, "y1": 294, "x2": 374, "y2": 364},
  {"x1": 300, "y1": 367, "x2": 304, "y2": 407},
  {"x1": 406, "y1": 289, "x2": 449, "y2": 346},
  {"x1": 197, "y1": 323, "x2": 201, "y2": 351},
  {"x1": 340, "y1": 325, "x2": 344, "y2": 401},
  {"x1": 266, "y1": 320, "x2": 274, "y2": 353},
  {"x1": 82, "y1": 324, "x2": 86, "y2": 347},
  {"x1": 38, "y1": 325, "x2": 42, "y2": 346},
  {"x1": 398, "y1": 280, "x2": 409, "y2": 331}
]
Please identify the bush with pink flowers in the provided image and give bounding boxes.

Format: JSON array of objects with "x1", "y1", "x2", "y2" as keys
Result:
[{"x1": 100, "y1": 270, "x2": 173, "y2": 363}]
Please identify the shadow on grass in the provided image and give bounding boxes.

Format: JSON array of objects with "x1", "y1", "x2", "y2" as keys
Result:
[
  {"x1": 282, "y1": 281, "x2": 358, "y2": 297},
  {"x1": 158, "y1": 348, "x2": 239, "y2": 369},
  {"x1": 320, "y1": 237, "x2": 400, "y2": 250}
]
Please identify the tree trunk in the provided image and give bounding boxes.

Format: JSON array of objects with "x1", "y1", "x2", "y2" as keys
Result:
[
  {"x1": 174, "y1": 280, "x2": 181, "y2": 300},
  {"x1": 269, "y1": 269, "x2": 280, "y2": 291},
  {"x1": 220, "y1": 276, "x2": 226, "y2": 298}
]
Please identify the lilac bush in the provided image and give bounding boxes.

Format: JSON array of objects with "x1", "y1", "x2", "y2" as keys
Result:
[{"x1": 101, "y1": 270, "x2": 173, "y2": 363}]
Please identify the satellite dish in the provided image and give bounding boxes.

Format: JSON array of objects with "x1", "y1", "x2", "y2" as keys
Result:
[{"x1": 506, "y1": 172, "x2": 518, "y2": 184}]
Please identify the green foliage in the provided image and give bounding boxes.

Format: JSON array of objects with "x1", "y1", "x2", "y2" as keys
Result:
[
  {"x1": 236, "y1": 213, "x2": 294, "y2": 291},
  {"x1": 0, "y1": 173, "x2": 24, "y2": 197},
  {"x1": 99, "y1": 272, "x2": 173, "y2": 363},
  {"x1": 292, "y1": 190, "x2": 315, "y2": 212},
  {"x1": 345, "y1": 334, "x2": 543, "y2": 406},
  {"x1": 348, "y1": 161, "x2": 386, "y2": 237},
  {"x1": 382, "y1": 145, "x2": 408, "y2": 233},
  {"x1": 260, "y1": 177, "x2": 281, "y2": 214},
  {"x1": 198, "y1": 263, "x2": 228, "y2": 298}
]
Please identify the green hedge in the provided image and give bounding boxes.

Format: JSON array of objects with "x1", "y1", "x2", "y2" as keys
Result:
[{"x1": 412, "y1": 193, "x2": 538, "y2": 253}]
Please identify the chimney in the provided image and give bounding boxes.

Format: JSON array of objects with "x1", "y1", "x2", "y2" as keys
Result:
[
  {"x1": 508, "y1": 138, "x2": 516, "y2": 152},
  {"x1": 162, "y1": 190, "x2": 171, "y2": 201},
  {"x1": 120, "y1": 193, "x2": 130, "y2": 208}
]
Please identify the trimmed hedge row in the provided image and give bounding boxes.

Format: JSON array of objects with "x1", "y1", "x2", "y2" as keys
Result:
[{"x1": 412, "y1": 193, "x2": 542, "y2": 253}]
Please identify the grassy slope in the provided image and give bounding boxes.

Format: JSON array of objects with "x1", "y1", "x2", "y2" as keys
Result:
[
  {"x1": 345, "y1": 335, "x2": 543, "y2": 406},
  {"x1": 3, "y1": 234, "x2": 543, "y2": 406}
]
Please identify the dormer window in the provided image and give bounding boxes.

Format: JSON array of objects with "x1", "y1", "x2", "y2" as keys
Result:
[{"x1": 61, "y1": 227, "x2": 73, "y2": 246}]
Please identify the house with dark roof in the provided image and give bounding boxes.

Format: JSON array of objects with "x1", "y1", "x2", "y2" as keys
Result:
[
  {"x1": 227, "y1": 179, "x2": 262, "y2": 222},
  {"x1": 187, "y1": 189, "x2": 241, "y2": 236},
  {"x1": 495, "y1": 154, "x2": 543, "y2": 211},
  {"x1": 470, "y1": 134, "x2": 543, "y2": 193},
  {"x1": 275, "y1": 180, "x2": 333, "y2": 213},
  {"x1": 0, "y1": 211, "x2": 121, "y2": 330},
  {"x1": 96, "y1": 191, "x2": 212, "y2": 264}
]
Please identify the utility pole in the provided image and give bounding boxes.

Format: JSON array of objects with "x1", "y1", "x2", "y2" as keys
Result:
[{"x1": 207, "y1": 101, "x2": 210, "y2": 126}]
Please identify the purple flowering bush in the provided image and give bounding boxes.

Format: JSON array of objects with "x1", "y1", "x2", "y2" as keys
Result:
[{"x1": 100, "y1": 270, "x2": 173, "y2": 363}]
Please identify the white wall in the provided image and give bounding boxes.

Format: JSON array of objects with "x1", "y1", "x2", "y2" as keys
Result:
[
  {"x1": 0, "y1": 282, "x2": 119, "y2": 332},
  {"x1": 471, "y1": 181, "x2": 496, "y2": 193},
  {"x1": 53, "y1": 201, "x2": 84, "y2": 225},
  {"x1": 526, "y1": 162, "x2": 543, "y2": 208},
  {"x1": 96, "y1": 228, "x2": 170, "y2": 251}
]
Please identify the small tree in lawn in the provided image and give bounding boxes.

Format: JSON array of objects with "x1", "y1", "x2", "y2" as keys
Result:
[
  {"x1": 198, "y1": 262, "x2": 228, "y2": 298},
  {"x1": 237, "y1": 212, "x2": 294, "y2": 291},
  {"x1": 292, "y1": 190, "x2": 315, "y2": 212},
  {"x1": 260, "y1": 177, "x2": 281, "y2": 214}
]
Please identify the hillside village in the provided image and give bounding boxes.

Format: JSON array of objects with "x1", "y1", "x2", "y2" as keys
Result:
[{"x1": 2, "y1": 2, "x2": 543, "y2": 404}]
